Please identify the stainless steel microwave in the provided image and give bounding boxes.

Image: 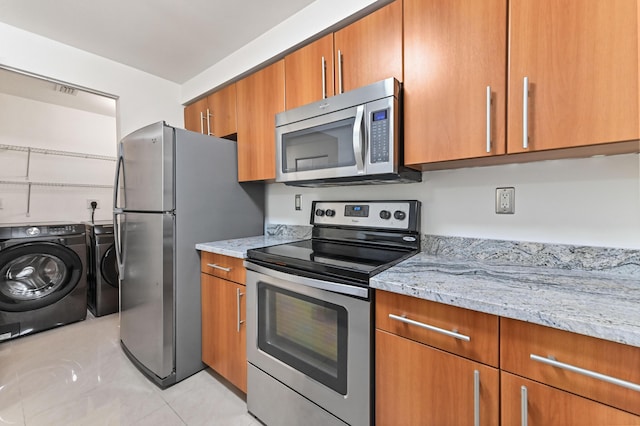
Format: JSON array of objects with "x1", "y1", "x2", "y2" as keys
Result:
[{"x1": 275, "y1": 78, "x2": 421, "y2": 187}]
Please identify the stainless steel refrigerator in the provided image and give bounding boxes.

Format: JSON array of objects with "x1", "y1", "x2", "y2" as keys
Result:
[{"x1": 113, "y1": 121, "x2": 264, "y2": 388}]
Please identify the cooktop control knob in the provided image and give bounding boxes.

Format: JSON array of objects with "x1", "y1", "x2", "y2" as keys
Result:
[
  {"x1": 379, "y1": 210, "x2": 391, "y2": 220},
  {"x1": 394, "y1": 210, "x2": 406, "y2": 220},
  {"x1": 325, "y1": 209, "x2": 336, "y2": 217},
  {"x1": 315, "y1": 209, "x2": 325, "y2": 217}
]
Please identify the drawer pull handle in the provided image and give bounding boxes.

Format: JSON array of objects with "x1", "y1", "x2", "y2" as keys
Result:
[
  {"x1": 530, "y1": 354, "x2": 640, "y2": 392},
  {"x1": 206, "y1": 263, "x2": 232, "y2": 272},
  {"x1": 388, "y1": 313, "x2": 471, "y2": 342}
]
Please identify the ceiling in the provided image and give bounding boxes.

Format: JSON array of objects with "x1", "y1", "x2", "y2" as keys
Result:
[{"x1": 0, "y1": 0, "x2": 317, "y2": 84}]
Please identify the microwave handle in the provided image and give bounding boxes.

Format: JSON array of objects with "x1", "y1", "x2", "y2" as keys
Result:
[{"x1": 353, "y1": 105, "x2": 365, "y2": 173}]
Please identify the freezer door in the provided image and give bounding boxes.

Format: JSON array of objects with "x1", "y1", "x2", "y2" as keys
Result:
[
  {"x1": 121, "y1": 122, "x2": 174, "y2": 212},
  {"x1": 120, "y1": 211, "x2": 174, "y2": 380}
]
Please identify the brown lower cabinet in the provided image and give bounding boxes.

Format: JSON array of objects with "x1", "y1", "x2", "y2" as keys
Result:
[
  {"x1": 501, "y1": 372, "x2": 640, "y2": 426},
  {"x1": 376, "y1": 329, "x2": 499, "y2": 426},
  {"x1": 201, "y1": 253, "x2": 247, "y2": 393}
]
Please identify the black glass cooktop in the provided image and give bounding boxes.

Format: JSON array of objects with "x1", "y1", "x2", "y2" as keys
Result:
[{"x1": 247, "y1": 239, "x2": 417, "y2": 285}]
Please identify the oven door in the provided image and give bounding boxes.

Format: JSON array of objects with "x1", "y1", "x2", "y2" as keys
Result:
[{"x1": 246, "y1": 263, "x2": 371, "y2": 426}]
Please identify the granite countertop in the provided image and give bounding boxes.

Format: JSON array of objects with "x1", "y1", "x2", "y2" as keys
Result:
[
  {"x1": 196, "y1": 235, "x2": 306, "y2": 258},
  {"x1": 372, "y1": 237, "x2": 640, "y2": 349},
  {"x1": 196, "y1": 229, "x2": 640, "y2": 349}
]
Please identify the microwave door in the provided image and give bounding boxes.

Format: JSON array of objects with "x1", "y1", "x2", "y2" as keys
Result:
[{"x1": 276, "y1": 105, "x2": 365, "y2": 183}]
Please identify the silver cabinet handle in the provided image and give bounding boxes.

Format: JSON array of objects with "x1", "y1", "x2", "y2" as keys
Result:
[
  {"x1": 388, "y1": 313, "x2": 471, "y2": 342},
  {"x1": 521, "y1": 385, "x2": 528, "y2": 426},
  {"x1": 206, "y1": 108, "x2": 212, "y2": 136},
  {"x1": 530, "y1": 354, "x2": 640, "y2": 392},
  {"x1": 200, "y1": 111, "x2": 205, "y2": 134},
  {"x1": 474, "y1": 370, "x2": 480, "y2": 426},
  {"x1": 522, "y1": 76, "x2": 529, "y2": 149},
  {"x1": 206, "y1": 263, "x2": 232, "y2": 272},
  {"x1": 337, "y1": 49, "x2": 343, "y2": 94},
  {"x1": 321, "y1": 56, "x2": 327, "y2": 99},
  {"x1": 237, "y1": 288, "x2": 244, "y2": 332},
  {"x1": 486, "y1": 86, "x2": 492, "y2": 153}
]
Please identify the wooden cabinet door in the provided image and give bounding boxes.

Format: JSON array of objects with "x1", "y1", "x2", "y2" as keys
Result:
[
  {"x1": 201, "y1": 273, "x2": 247, "y2": 393},
  {"x1": 285, "y1": 34, "x2": 335, "y2": 110},
  {"x1": 333, "y1": 0, "x2": 403, "y2": 94},
  {"x1": 184, "y1": 97, "x2": 208, "y2": 134},
  {"x1": 403, "y1": 0, "x2": 507, "y2": 165},
  {"x1": 236, "y1": 60, "x2": 285, "y2": 181},
  {"x1": 502, "y1": 372, "x2": 640, "y2": 425},
  {"x1": 376, "y1": 330, "x2": 499, "y2": 426},
  {"x1": 507, "y1": 0, "x2": 639, "y2": 153},
  {"x1": 209, "y1": 83, "x2": 237, "y2": 137}
]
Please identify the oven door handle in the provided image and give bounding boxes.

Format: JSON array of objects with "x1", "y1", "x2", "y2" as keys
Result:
[{"x1": 245, "y1": 262, "x2": 369, "y2": 299}]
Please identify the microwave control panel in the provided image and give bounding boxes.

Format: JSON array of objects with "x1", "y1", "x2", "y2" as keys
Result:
[{"x1": 370, "y1": 109, "x2": 390, "y2": 164}]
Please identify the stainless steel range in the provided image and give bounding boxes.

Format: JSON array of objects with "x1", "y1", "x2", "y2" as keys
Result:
[{"x1": 245, "y1": 200, "x2": 421, "y2": 426}]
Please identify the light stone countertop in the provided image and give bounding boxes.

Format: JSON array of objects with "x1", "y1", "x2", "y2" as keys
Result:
[
  {"x1": 371, "y1": 253, "x2": 640, "y2": 348},
  {"x1": 196, "y1": 231, "x2": 640, "y2": 348},
  {"x1": 196, "y1": 235, "x2": 306, "y2": 259}
]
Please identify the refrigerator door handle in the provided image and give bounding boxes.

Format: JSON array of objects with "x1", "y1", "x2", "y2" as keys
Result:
[{"x1": 113, "y1": 149, "x2": 125, "y2": 276}]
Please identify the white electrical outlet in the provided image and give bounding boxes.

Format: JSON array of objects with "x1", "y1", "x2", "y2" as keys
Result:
[
  {"x1": 86, "y1": 199, "x2": 100, "y2": 209},
  {"x1": 495, "y1": 187, "x2": 515, "y2": 214}
]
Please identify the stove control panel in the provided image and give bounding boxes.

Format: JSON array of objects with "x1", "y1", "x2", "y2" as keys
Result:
[{"x1": 312, "y1": 200, "x2": 419, "y2": 231}]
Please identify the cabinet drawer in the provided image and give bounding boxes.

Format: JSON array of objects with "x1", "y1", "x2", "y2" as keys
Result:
[
  {"x1": 375, "y1": 290, "x2": 499, "y2": 367},
  {"x1": 200, "y1": 251, "x2": 246, "y2": 284},
  {"x1": 501, "y1": 318, "x2": 640, "y2": 416}
]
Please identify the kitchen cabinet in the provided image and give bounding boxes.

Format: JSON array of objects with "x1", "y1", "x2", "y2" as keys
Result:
[
  {"x1": 200, "y1": 251, "x2": 247, "y2": 393},
  {"x1": 333, "y1": 0, "x2": 402, "y2": 94},
  {"x1": 375, "y1": 290, "x2": 500, "y2": 425},
  {"x1": 403, "y1": 0, "x2": 507, "y2": 165},
  {"x1": 501, "y1": 372, "x2": 640, "y2": 425},
  {"x1": 284, "y1": 34, "x2": 334, "y2": 110},
  {"x1": 507, "y1": 0, "x2": 639, "y2": 154},
  {"x1": 183, "y1": 83, "x2": 237, "y2": 138},
  {"x1": 284, "y1": 0, "x2": 402, "y2": 110},
  {"x1": 236, "y1": 60, "x2": 285, "y2": 182},
  {"x1": 501, "y1": 317, "x2": 640, "y2": 418},
  {"x1": 404, "y1": 0, "x2": 639, "y2": 167}
]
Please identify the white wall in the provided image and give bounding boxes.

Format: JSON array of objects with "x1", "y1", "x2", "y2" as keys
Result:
[
  {"x1": 267, "y1": 154, "x2": 640, "y2": 249},
  {"x1": 0, "y1": 93, "x2": 116, "y2": 223},
  {"x1": 0, "y1": 22, "x2": 182, "y2": 139}
]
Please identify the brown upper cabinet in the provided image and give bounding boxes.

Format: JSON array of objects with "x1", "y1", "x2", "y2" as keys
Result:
[
  {"x1": 404, "y1": 0, "x2": 508, "y2": 165},
  {"x1": 284, "y1": 0, "x2": 403, "y2": 110},
  {"x1": 404, "y1": 0, "x2": 639, "y2": 167},
  {"x1": 507, "y1": 0, "x2": 639, "y2": 154},
  {"x1": 183, "y1": 83, "x2": 237, "y2": 138},
  {"x1": 236, "y1": 60, "x2": 285, "y2": 182}
]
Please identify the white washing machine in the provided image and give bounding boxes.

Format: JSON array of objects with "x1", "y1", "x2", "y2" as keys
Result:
[
  {"x1": 85, "y1": 221, "x2": 119, "y2": 317},
  {"x1": 0, "y1": 222, "x2": 87, "y2": 341}
]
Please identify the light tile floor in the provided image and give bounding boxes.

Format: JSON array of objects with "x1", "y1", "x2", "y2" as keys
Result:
[{"x1": 0, "y1": 313, "x2": 259, "y2": 426}]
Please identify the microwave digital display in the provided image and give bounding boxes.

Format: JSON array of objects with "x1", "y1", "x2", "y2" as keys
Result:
[
  {"x1": 345, "y1": 205, "x2": 369, "y2": 217},
  {"x1": 372, "y1": 110, "x2": 387, "y2": 121}
]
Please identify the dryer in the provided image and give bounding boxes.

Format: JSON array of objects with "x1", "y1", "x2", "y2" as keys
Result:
[
  {"x1": 85, "y1": 222, "x2": 119, "y2": 317},
  {"x1": 0, "y1": 223, "x2": 87, "y2": 341}
]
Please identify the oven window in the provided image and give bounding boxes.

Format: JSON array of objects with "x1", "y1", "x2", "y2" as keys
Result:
[
  {"x1": 257, "y1": 283, "x2": 348, "y2": 395},
  {"x1": 282, "y1": 118, "x2": 356, "y2": 173}
]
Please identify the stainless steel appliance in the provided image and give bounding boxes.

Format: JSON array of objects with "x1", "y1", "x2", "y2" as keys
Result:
[
  {"x1": 245, "y1": 200, "x2": 420, "y2": 426},
  {"x1": 113, "y1": 121, "x2": 264, "y2": 388},
  {"x1": 275, "y1": 78, "x2": 421, "y2": 187},
  {"x1": 0, "y1": 223, "x2": 87, "y2": 341},
  {"x1": 84, "y1": 221, "x2": 118, "y2": 317}
]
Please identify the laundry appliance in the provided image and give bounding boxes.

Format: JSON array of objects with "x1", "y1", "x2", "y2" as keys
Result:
[
  {"x1": 85, "y1": 221, "x2": 118, "y2": 317},
  {"x1": 0, "y1": 222, "x2": 87, "y2": 341}
]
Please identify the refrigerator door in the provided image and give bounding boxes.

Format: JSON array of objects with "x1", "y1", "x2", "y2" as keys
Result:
[
  {"x1": 120, "y1": 211, "x2": 175, "y2": 381},
  {"x1": 121, "y1": 121, "x2": 174, "y2": 212}
]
